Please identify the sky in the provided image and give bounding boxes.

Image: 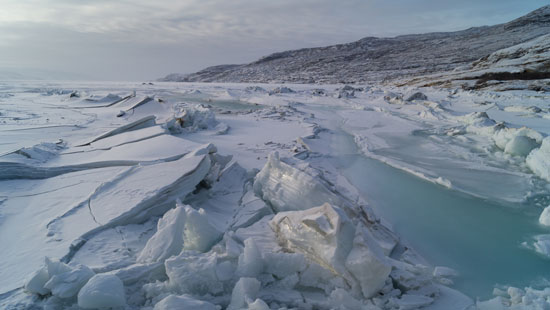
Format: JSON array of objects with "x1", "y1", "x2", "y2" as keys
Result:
[{"x1": 0, "y1": 0, "x2": 547, "y2": 81}]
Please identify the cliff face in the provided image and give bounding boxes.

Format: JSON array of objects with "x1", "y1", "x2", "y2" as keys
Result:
[{"x1": 161, "y1": 5, "x2": 550, "y2": 84}]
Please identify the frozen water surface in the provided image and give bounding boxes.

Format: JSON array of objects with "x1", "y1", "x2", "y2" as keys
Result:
[{"x1": 332, "y1": 130, "x2": 550, "y2": 299}]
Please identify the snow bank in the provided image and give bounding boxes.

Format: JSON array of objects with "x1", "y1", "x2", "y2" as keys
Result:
[
  {"x1": 527, "y1": 137, "x2": 550, "y2": 181},
  {"x1": 77, "y1": 274, "x2": 126, "y2": 309}
]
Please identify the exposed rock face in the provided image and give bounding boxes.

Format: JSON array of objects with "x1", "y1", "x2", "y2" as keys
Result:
[{"x1": 161, "y1": 6, "x2": 550, "y2": 84}]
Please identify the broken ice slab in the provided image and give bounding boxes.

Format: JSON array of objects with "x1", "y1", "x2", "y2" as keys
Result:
[
  {"x1": 253, "y1": 152, "x2": 352, "y2": 213},
  {"x1": 0, "y1": 144, "x2": 215, "y2": 294},
  {"x1": 81, "y1": 145, "x2": 214, "y2": 230},
  {"x1": 0, "y1": 167, "x2": 126, "y2": 293},
  {"x1": 74, "y1": 115, "x2": 156, "y2": 146},
  {"x1": 1, "y1": 135, "x2": 203, "y2": 180},
  {"x1": 83, "y1": 125, "x2": 166, "y2": 151},
  {"x1": 114, "y1": 95, "x2": 153, "y2": 111}
]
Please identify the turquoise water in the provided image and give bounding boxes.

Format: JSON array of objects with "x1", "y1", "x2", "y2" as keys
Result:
[
  {"x1": 331, "y1": 131, "x2": 550, "y2": 299},
  {"x1": 165, "y1": 94, "x2": 264, "y2": 112}
]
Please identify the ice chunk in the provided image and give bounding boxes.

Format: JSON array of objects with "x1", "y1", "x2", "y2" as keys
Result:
[
  {"x1": 433, "y1": 266, "x2": 459, "y2": 278},
  {"x1": 391, "y1": 294, "x2": 434, "y2": 310},
  {"x1": 493, "y1": 126, "x2": 543, "y2": 151},
  {"x1": 167, "y1": 103, "x2": 219, "y2": 133},
  {"x1": 504, "y1": 135, "x2": 539, "y2": 157},
  {"x1": 24, "y1": 266, "x2": 50, "y2": 295},
  {"x1": 459, "y1": 112, "x2": 499, "y2": 136},
  {"x1": 344, "y1": 223, "x2": 392, "y2": 298},
  {"x1": 216, "y1": 260, "x2": 236, "y2": 281},
  {"x1": 137, "y1": 206, "x2": 186, "y2": 263},
  {"x1": 231, "y1": 190, "x2": 272, "y2": 230},
  {"x1": 476, "y1": 296, "x2": 506, "y2": 310},
  {"x1": 44, "y1": 263, "x2": 95, "y2": 299},
  {"x1": 247, "y1": 298, "x2": 270, "y2": 310},
  {"x1": 532, "y1": 234, "x2": 550, "y2": 257},
  {"x1": 539, "y1": 206, "x2": 550, "y2": 226},
  {"x1": 270, "y1": 203, "x2": 355, "y2": 275},
  {"x1": 180, "y1": 203, "x2": 222, "y2": 253},
  {"x1": 228, "y1": 277, "x2": 261, "y2": 310},
  {"x1": 328, "y1": 288, "x2": 364, "y2": 310},
  {"x1": 527, "y1": 137, "x2": 550, "y2": 181},
  {"x1": 254, "y1": 152, "x2": 349, "y2": 212},
  {"x1": 153, "y1": 294, "x2": 218, "y2": 310},
  {"x1": 270, "y1": 203, "x2": 391, "y2": 298},
  {"x1": 263, "y1": 252, "x2": 307, "y2": 278},
  {"x1": 165, "y1": 252, "x2": 224, "y2": 295},
  {"x1": 77, "y1": 274, "x2": 126, "y2": 309},
  {"x1": 237, "y1": 238, "x2": 263, "y2": 277},
  {"x1": 24, "y1": 257, "x2": 95, "y2": 299}
]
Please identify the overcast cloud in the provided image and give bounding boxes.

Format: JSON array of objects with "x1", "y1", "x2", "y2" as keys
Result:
[{"x1": 0, "y1": 0, "x2": 547, "y2": 80}]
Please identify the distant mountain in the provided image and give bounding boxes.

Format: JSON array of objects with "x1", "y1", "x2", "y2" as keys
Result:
[{"x1": 161, "y1": 5, "x2": 550, "y2": 84}]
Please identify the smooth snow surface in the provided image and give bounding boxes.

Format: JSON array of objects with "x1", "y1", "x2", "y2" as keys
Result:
[{"x1": 1, "y1": 81, "x2": 549, "y2": 310}]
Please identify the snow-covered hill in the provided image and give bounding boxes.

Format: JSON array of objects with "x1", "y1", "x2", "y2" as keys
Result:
[{"x1": 160, "y1": 5, "x2": 550, "y2": 84}]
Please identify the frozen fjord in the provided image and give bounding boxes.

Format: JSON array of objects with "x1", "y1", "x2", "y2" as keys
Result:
[{"x1": 0, "y1": 80, "x2": 549, "y2": 309}]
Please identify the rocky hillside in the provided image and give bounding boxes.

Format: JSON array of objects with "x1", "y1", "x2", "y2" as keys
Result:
[
  {"x1": 405, "y1": 32, "x2": 550, "y2": 91},
  {"x1": 161, "y1": 5, "x2": 550, "y2": 84}
]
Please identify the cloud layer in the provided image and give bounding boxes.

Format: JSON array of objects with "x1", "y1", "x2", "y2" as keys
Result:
[{"x1": 1, "y1": 0, "x2": 547, "y2": 80}]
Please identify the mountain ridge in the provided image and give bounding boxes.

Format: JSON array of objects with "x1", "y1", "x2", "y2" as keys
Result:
[{"x1": 161, "y1": 5, "x2": 550, "y2": 84}]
